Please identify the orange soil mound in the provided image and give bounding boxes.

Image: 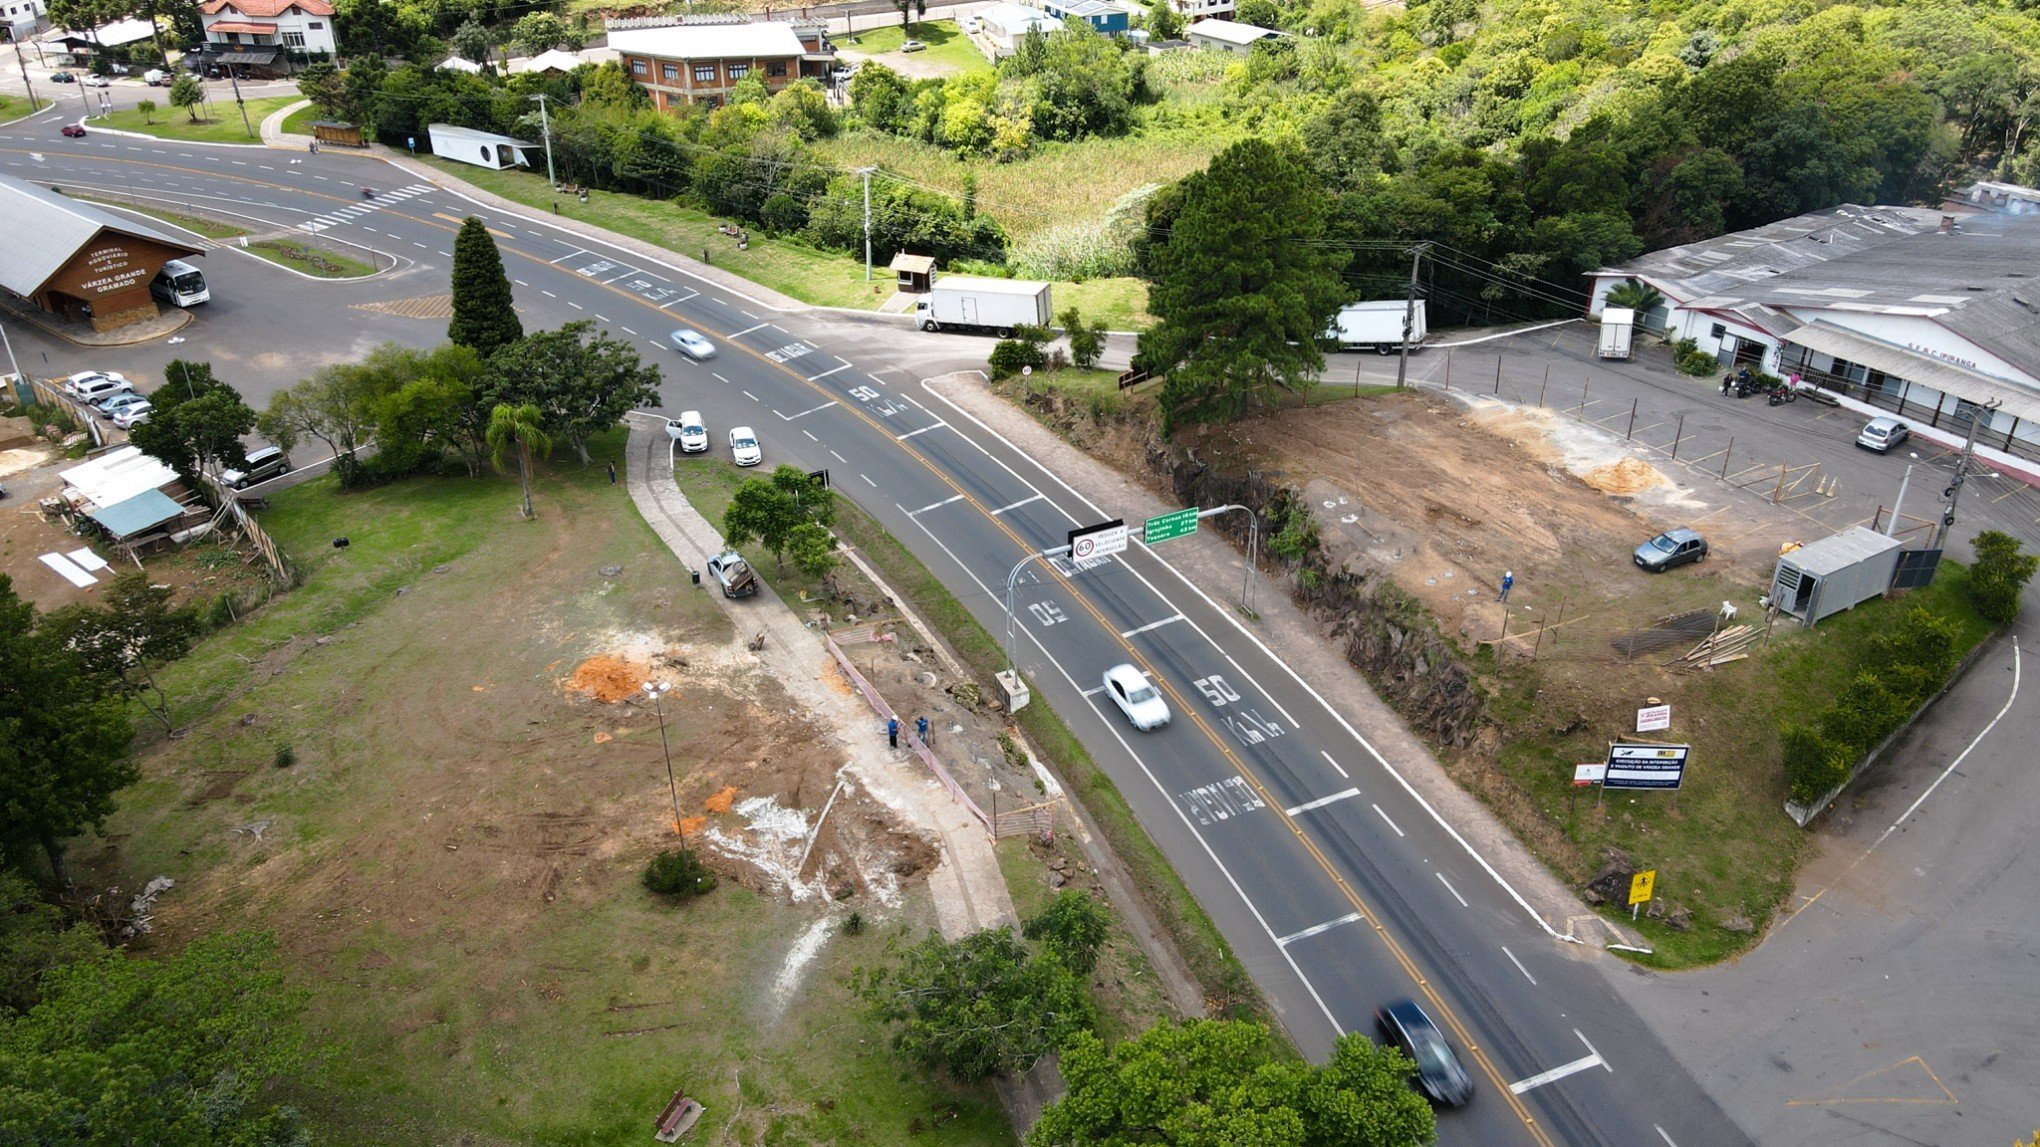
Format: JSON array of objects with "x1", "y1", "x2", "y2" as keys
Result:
[
  {"x1": 568, "y1": 655, "x2": 648, "y2": 703},
  {"x1": 703, "y1": 785, "x2": 739, "y2": 815},
  {"x1": 1585, "y1": 457, "x2": 1662, "y2": 496}
]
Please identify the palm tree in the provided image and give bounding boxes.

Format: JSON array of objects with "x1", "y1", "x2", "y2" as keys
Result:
[
  {"x1": 486, "y1": 403, "x2": 552, "y2": 520},
  {"x1": 1604, "y1": 278, "x2": 1666, "y2": 327}
]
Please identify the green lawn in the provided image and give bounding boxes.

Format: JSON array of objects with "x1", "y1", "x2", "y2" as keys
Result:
[
  {"x1": 78, "y1": 198, "x2": 251, "y2": 241},
  {"x1": 101, "y1": 95, "x2": 298, "y2": 143},
  {"x1": 416, "y1": 157, "x2": 888, "y2": 310},
  {"x1": 246, "y1": 237, "x2": 379, "y2": 278},
  {"x1": 1483, "y1": 567, "x2": 1996, "y2": 968},
  {"x1": 70, "y1": 431, "x2": 1013, "y2": 1144},
  {"x1": 844, "y1": 20, "x2": 991, "y2": 74},
  {"x1": 0, "y1": 92, "x2": 53, "y2": 126},
  {"x1": 279, "y1": 102, "x2": 319, "y2": 137}
]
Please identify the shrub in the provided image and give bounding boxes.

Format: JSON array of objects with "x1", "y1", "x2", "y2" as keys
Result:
[
  {"x1": 643, "y1": 849, "x2": 717, "y2": 899},
  {"x1": 988, "y1": 338, "x2": 1047, "y2": 379},
  {"x1": 272, "y1": 742, "x2": 296, "y2": 769},
  {"x1": 1969, "y1": 530, "x2": 2038, "y2": 625},
  {"x1": 1782, "y1": 723, "x2": 1848, "y2": 804},
  {"x1": 844, "y1": 910, "x2": 864, "y2": 935},
  {"x1": 1669, "y1": 337, "x2": 1717, "y2": 376}
]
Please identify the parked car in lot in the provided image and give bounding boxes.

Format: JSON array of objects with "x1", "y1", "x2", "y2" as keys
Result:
[
  {"x1": 60, "y1": 122, "x2": 87, "y2": 138},
  {"x1": 1376, "y1": 999, "x2": 1474, "y2": 1108},
  {"x1": 1633, "y1": 527, "x2": 1709, "y2": 572},
  {"x1": 1856, "y1": 416, "x2": 1910, "y2": 453},
  {"x1": 220, "y1": 446, "x2": 291, "y2": 489},
  {"x1": 144, "y1": 69, "x2": 169, "y2": 85},
  {"x1": 112, "y1": 403, "x2": 153, "y2": 430},
  {"x1": 668, "y1": 328, "x2": 716, "y2": 360},
  {"x1": 94, "y1": 392, "x2": 150, "y2": 419},
  {"x1": 71, "y1": 375, "x2": 135, "y2": 405},
  {"x1": 51, "y1": 71, "x2": 75, "y2": 83},
  {"x1": 1102, "y1": 663, "x2": 1170, "y2": 731},
  {"x1": 728, "y1": 426, "x2": 762, "y2": 466},
  {"x1": 668, "y1": 410, "x2": 709, "y2": 453},
  {"x1": 63, "y1": 370, "x2": 128, "y2": 397}
]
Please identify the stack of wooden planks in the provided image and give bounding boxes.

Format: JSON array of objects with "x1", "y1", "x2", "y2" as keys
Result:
[{"x1": 1671, "y1": 624, "x2": 1759, "y2": 669}]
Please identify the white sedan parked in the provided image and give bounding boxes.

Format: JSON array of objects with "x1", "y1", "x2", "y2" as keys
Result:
[{"x1": 728, "y1": 426, "x2": 762, "y2": 466}]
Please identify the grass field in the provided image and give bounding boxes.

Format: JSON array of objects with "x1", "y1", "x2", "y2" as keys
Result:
[
  {"x1": 843, "y1": 20, "x2": 991, "y2": 74},
  {"x1": 417, "y1": 157, "x2": 888, "y2": 310},
  {"x1": 279, "y1": 102, "x2": 319, "y2": 137},
  {"x1": 102, "y1": 95, "x2": 298, "y2": 143},
  {"x1": 1483, "y1": 568, "x2": 1996, "y2": 967},
  {"x1": 72, "y1": 431, "x2": 1011, "y2": 1144},
  {"x1": 78, "y1": 198, "x2": 251, "y2": 241},
  {"x1": 246, "y1": 237, "x2": 379, "y2": 278},
  {"x1": 0, "y1": 93, "x2": 51, "y2": 126}
]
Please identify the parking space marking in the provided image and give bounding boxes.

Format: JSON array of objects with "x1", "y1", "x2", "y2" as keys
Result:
[
  {"x1": 1285, "y1": 788, "x2": 1360, "y2": 817},
  {"x1": 731, "y1": 321, "x2": 772, "y2": 338},
  {"x1": 775, "y1": 401, "x2": 839, "y2": 421},
  {"x1": 1276, "y1": 912, "x2": 1364, "y2": 947},
  {"x1": 897, "y1": 421, "x2": 947, "y2": 441}
]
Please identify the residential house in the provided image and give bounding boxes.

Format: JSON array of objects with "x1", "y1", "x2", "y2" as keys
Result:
[
  {"x1": 2, "y1": 0, "x2": 47, "y2": 42},
  {"x1": 1186, "y1": 17, "x2": 1278, "y2": 54},
  {"x1": 1166, "y1": 0, "x2": 1233, "y2": 20},
  {"x1": 978, "y1": 2, "x2": 1063, "y2": 56},
  {"x1": 608, "y1": 19, "x2": 833, "y2": 111},
  {"x1": 1040, "y1": 0, "x2": 1134, "y2": 35},
  {"x1": 190, "y1": 0, "x2": 334, "y2": 75}
]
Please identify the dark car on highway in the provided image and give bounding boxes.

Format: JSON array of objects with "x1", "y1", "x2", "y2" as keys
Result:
[
  {"x1": 1633, "y1": 527, "x2": 1709, "y2": 572},
  {"x1": 1377, "y1": 998, "x2": 1474, "y2": 1107},
  {"x1": 60, "y1": 123, "x2": 87, "y2": 138}
]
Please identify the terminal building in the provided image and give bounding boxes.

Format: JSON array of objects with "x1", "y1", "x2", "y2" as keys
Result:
[
  {"x1": 1588, "y1": 185, "x2": 2040, "y2": 464},
  {"x1": 0, "y1": 175, "x2": 203, "y2": 332}
]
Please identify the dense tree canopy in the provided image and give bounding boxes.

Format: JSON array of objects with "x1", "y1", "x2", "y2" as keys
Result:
[{"x1": 448, "y1": 216, "x2": 524, "y2": 356}]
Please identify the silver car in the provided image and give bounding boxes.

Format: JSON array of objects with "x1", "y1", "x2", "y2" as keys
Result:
[
  {"x1": 1856, "y1": 416, "x2": 1909, "y2": 453},
  {"x1": 1102, "y1": 663, "x2": 1170, "y2": 732},
  {"x1": 668, "y1": 328, "x2": 716, "y2": 360}
]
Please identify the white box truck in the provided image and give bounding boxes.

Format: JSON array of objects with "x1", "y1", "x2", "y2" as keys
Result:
[
  {"x1": 1597, "y1": 307, "x2": 1635, "y2": 360},
  {"x1": 1327, "y1": 299, "x2": 1426, "y2": 353},
  {"x1": 914, "y1": 276, "x2": 1053, "y2": 336}
]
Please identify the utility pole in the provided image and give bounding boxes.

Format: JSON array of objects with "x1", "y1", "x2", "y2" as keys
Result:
[
  {"x1": 226, "y1": 63, "x2": 253, "y2": 138},
  {"x1": 1934, "y1": 399, "x2": 1999, "y2": 550},
  {"x1": 1886, "y1": 451, "x2": 1919, "y2": 538},
  {"x1": 855, "y1": 166, "x2": 877, "y2": 282},
  {"x1": 528, "y1": 93, "x2": 557, "y2": 188},
  {"x1": 9, "y1": 36, "x2": 40, "y2": 114},
  {"x1": 1395, "y1": 241, "x2": 1427, "y2": 390}
]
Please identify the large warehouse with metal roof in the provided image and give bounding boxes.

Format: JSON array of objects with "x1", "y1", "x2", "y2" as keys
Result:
[{"x1": 0, "y1": 174, "x2": 202, "y2": 332}]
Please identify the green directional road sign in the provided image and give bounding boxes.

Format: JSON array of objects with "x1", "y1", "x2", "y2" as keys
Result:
[{"x1": 1144, "y1": 507, "x2": 1200, "y2": 545}]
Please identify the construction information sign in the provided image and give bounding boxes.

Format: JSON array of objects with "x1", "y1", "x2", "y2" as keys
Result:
[
  {"x1": 1068, "y1": 519, "x2": 1129, "y2": 561},
  {"x1": 1604, "y1": 743, "x2": 1690, "y2": 790}
]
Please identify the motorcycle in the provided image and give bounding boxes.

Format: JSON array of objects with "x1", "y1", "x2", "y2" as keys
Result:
[
  {"x1": 1766, "y1": 384, "x2": 1799, "y2": 406},
  {"x1": 361, "y1": 187, "x2": 377, "y2": 199}
]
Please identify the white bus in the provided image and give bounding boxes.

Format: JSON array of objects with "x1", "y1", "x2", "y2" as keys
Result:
[{"x1": 150, "y1": 259, "x2": 210, "y2": 307}]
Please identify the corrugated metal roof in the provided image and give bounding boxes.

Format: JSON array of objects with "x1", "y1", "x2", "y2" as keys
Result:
[
  {"x1": 0, "y1": 175, "x2": 197, "y2": 299},
  {"x1": 609, "y1": 21, "x2": 808, "y2": 61},
  {"x1": 1779, "y1": 526, "x2": 1903, "y2": 578},
  {"x1": 88, "y1": 488, "x2": 185, "y2": 539},
  {"x1": 1188, "y1": 18, "x2": 1278, "y2": 44},
  {"x1": 1786, "y1": 322, "x2": 2040, "y2": 425},
  {"x1": 59, "y1": 445, "x2": 181, "y2": 508}
]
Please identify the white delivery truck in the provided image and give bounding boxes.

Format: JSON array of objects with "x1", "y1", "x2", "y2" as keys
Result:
[
  {"x1": 1597, "y1": 307, "x2": 1635, "y2": 360},
  {"x1": 914, "y1": 276, "x2": 1053, "y2": 336},
  {"x1": 1327, "y1": 299, "x2": 1427, "y2": 353}
]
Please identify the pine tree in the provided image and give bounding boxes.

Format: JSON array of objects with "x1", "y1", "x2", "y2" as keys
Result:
[{"x1": 448, "y1": 217, "x2": 523, "y2": 356}]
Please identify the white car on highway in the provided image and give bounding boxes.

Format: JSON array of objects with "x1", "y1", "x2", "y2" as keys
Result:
[
  {"x1": 728, "y1": 426, "x2": 762, "y2": 466},
  {"x1": 668, "y1": 328, "x2": 716, "y2": 360},
  {"x1": 1102, "y1": 663, "x2": 1170, "y2": 731}
]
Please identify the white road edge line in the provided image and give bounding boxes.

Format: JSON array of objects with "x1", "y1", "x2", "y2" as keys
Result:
[
  {"x1": 1507, "y1": 1051, "x2": 1603, "y2": 1095},
  {"x1": 896, "y1": 421, "x2": 947, "y2": 441},
  {"x1": 1275, "y1": 912, "x2": 1364, "y2": 947},
  {"x1": 1120, "y1": 614, "x2": 1184, "y2": 638},
  {"x1": 1656, "y1": 1126, "x2": 1678, "y2": 1146},
  {"x1": 1437, "y1": 872, "x2": 1468, "y2": 907},
  {"x1": 1285, "y1": 788, "x2": 1360, "y2": 817},
  {"x1": 1501, "y1": 945, "x2": 1536, "y2": 985},
  {"x1": 913, "y1": 378, "x2": 1582, "y2": 946},
  {"x1": 730, "y1": 321, "x2": 772, "y2": 338},
  {"x1": 1372, "y1": 804, "x2": 1405, "y2": 837},
  {"x1": 806, "y1": 363, "x2": 852, "y2": 382}
]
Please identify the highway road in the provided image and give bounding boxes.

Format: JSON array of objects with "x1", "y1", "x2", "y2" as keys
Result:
[{"x1": 0, "y1": 121, "x2": 1752, "y2": 1145}]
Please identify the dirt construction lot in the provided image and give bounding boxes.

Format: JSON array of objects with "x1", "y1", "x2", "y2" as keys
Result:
[{"x1": 73, "y1": 439, "x2": 1012, "y2": 1144}]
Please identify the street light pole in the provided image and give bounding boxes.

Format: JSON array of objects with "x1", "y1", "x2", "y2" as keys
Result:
[
  {"x1": 1004, "y1": 544, "x2": 1072, "y2": 674},
  {"x1": 855, "y1": 165, "x2": 877, "y2": 282},
  {"x1": 528, "y1": 93, "x2": 557, "y2": 188},
  {"x1": 1886, "y1": 452, "x2": 1918, "y2": 538},
  {"x1": 9, "y1": 37, "x2": 40, "y2": 114},
  {"x1": 226, "y1": 62, "x2": 253, "y2": 138},
  {"x1": 642, "y1": 681, "x2": 684, "y2": 848}
]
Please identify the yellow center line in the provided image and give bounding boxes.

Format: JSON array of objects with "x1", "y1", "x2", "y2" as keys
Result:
[{"x1": 10, "y1": 144, "x2": 1557, "y2": 1141}]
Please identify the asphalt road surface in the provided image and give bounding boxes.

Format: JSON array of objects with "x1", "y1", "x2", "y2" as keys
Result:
[{"x1": 0, "y1": 123, "x2": 1758, "y2": 1145}]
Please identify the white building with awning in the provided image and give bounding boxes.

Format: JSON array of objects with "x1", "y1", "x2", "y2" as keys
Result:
[{"x1": 1588, "y1": 194, "x2": 2040, "y2": 464}]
